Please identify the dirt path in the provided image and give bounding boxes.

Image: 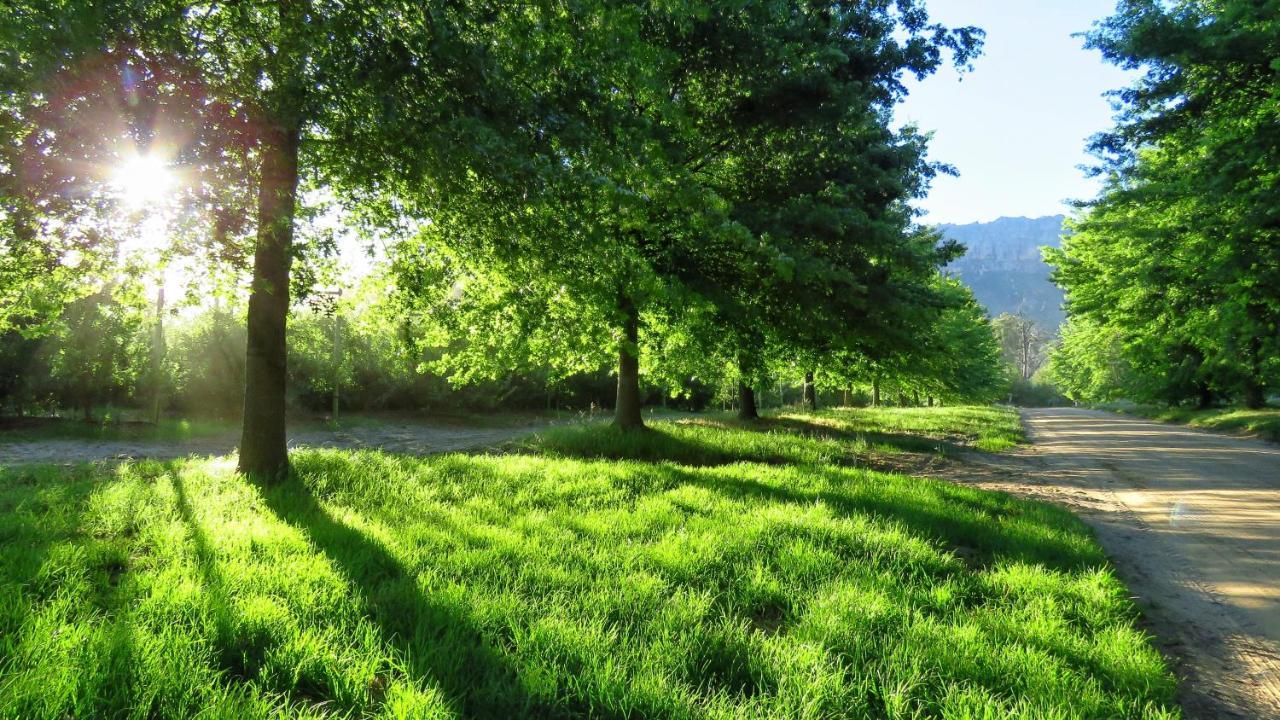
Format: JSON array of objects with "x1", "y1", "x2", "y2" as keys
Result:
[
  {"x1": 946, "y1": 408, "x2": 1280, "y2": 718},
  {"x1": 0, "y1": 419, "x2": 555, "y2": 466}
]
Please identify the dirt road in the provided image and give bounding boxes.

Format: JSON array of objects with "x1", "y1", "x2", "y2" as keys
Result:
[
  {"x1": 0, "y1": 419, "x2": 552, "y2": 466},
  {"x1": 961, "y1": 408, "x2": 1280, "y2": 718}
]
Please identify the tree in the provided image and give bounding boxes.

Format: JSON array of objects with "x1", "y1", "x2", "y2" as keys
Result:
[
  {"x1": 391, "y1": 2, "x2": 982, "y2": 429},
  {"x1": 1049, "y1": 0, "x2": 1280, "y2": 409},
  {"x1": 993, "y1": 313, "x2": 1051, "y2": 380}
]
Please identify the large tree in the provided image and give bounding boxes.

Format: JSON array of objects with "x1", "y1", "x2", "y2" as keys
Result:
[{"x1": 1049, "y1": 0, "x2": 1280, "y2": 407}]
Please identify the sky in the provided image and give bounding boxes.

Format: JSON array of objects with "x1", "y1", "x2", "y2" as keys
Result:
[{"x1": 895, "y1": 0, "x2": 1136, "y2": 225}]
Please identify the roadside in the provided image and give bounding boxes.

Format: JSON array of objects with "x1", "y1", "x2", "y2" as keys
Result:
[
  {"x1": 921, "y1": 408, "x2": 1280, "y2": 719},
  {"x1": 1099, "y1": 403, "x2": 1280, "y2": 443}
]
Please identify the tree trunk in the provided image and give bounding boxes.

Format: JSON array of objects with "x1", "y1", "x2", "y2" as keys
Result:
[
  {"x1": 737, "y1": 354, "x2": 758, "y2": 420},
  {"x1": 802, "y1": 371, "x2": 817, "y2": 411},
  {"x1": 1196, "y1": 383, "x2": 1214, "y2": 410},
  {"x1": 1244, "y1": 336, "x2": 1266, "y2": 409},
  {"x1": 912, "y1": 391, "x2": 920, "y2": 407},
  {"x1": 927, "y1": 396, "x2": 934, "y2": 407},
  {"x1": 238, "y1": 121, "x2": 300, "y2": 479},
  {"x1": 614, "y1": 297, "x2": 644, "y2": 430},
  {"x1": 872, "y1": 378, "x2": 880, "y2": 407},
  {"x1": 737, "y1": 382, "x2": 759, "y2": 420}
]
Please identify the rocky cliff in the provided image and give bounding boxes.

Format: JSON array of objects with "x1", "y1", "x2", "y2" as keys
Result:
[{"x1": 939, "y1": 215, "x2": 1067, "y2": 331}]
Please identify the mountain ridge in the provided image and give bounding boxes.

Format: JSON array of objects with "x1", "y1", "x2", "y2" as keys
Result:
[{"x1": 939, "y1": 214, "x2": 1067, "y2": 330}]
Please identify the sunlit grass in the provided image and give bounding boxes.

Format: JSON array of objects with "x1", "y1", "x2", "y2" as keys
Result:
[
  {"x1": 0, "y1": 408, "x2": 1176, "y2": 719},
  {"x1": 1113, "y1": 404, "x2": 1280, "y2": 442},
  {"x1": 525, "y1": 405, "x2": 1024, "y2": 464}
]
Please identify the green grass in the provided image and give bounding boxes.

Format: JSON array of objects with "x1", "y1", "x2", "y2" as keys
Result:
[
  {"x1": 1110, "y1": 404, "x2": 1280, "y2": 442},
  {"x1": 524, "y1": 405, "x2": 1025, "y2": 464},
  {"x1": 0, "y1": 407, "x2": 1176, "y2": 719}
]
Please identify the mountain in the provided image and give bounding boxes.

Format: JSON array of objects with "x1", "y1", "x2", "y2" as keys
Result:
[{"x1": 939, "y1": 215, "x2": 1067, "y2": 331}]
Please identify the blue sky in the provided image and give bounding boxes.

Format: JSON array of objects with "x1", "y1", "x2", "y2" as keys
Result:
[{"x1": 895, "y1": 0, "x2": 1135, "y2": 225}]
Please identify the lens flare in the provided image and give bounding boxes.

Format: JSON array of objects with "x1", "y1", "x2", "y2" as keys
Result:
[{"x1": 111, "y1": 153, "x2": 173, "y2": 209}]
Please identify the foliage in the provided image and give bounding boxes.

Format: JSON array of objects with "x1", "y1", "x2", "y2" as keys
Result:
[
  {"x1": 0, "y1": 410, "x2": 1176, "y2": 718},
  {"x1": 1047, "y1": 0, "x2": 1280, "y2": 408}
]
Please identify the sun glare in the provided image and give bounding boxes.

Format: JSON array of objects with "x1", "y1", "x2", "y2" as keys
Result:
[{"x1": 111, "y1": 153, "x2": 174, "y2": 209}]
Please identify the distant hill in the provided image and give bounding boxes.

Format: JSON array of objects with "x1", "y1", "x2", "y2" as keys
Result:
[{"x1": 939, "y1": 215, "x2": 1067, "y2": 331}]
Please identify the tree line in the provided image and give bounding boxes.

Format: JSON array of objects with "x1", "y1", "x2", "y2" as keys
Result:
[
  {"x1": 3, "y1": 1, "x2": 1009, "y2": 478},
  {"x1": 1046, "y1": 0, "x2": 1280, "y2": 409}
]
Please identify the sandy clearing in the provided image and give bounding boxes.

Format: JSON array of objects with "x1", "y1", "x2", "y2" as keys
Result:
[{"x1": 943, "y1": 408, "x2": 1280, "y2": 719}]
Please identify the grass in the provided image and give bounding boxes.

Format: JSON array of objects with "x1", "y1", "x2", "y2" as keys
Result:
[
  {"x1": 1108, "y1": 404, "x2": 1280, "y2": 442},
  {"x1": 523, "y1": 405, "x2": 1025, "y2": 465},
  {"x1": 0, "y1": 406, "x2": 1177, "y2": 719}
]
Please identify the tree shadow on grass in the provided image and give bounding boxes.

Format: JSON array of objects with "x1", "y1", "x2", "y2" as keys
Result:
[
  {"x1": 254, "y1": 467, "x2": 658, "y2": 719},
  {"x1": 743, "y1": 416, "x2": 961, "y2": 455},
  {"x1": 668, "y1": 465, "x2": 1100, "y2": 573}
]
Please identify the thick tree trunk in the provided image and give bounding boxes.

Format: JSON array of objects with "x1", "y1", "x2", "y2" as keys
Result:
[
  {"x1": 1244, "y1": 379, "x2": 1266, "y2": 410},
  {"x1": 802, "y1": 371, "x2": 817, "y2": 411},
  {"x1": 1196, "y1": 383, "x2": 1214, "y2": 410},
  {"x1": 238, "y1": 121, "x2": 300, "y2": 479},
  {"x1": 614, "y1": 298, "x2": 644, "y2": 430},
  {"x1": 737, "y1": 382, "x2": 758, "y2": 420},
  {"x1": 872, "y1": 378, "x2": 880, "y2": 407},
  {"x1": 737, "y1": 354, "x2": 759, "y2": 420}
]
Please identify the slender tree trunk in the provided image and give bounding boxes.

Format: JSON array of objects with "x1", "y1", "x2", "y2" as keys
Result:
[
  {"x1": 842, "y1": 388, "x2": 850, "y2": 407},
  {"x1": 152, "y1": 287, "x2": 165, "y2": 425},
  {"x1": 238, "y1": 120, "x2": 300, "y2": 479},
  {"x1": 872, "y1": 378, "x2": 880, "y2": 407},
  {"x1": 802, "y1": 371, "x2": 817, "y2": 411},
  {"x1": 927, "y1": 396, "x2": 934, "y2": 407},
  {"x1": 614, "y1": 297, "x2": 644, "y2": 430},
  {"x1": 912, "y1": 390, "x2": 920, "y2": 407}
]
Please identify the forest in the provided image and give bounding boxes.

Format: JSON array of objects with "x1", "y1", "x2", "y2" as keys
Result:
[
  {"x1": 1, "y1": 0, "x2": 1007, "y2": 478},
  {"x1": 1045, "y1": 0, "x2": 1280, "y2": 411}
]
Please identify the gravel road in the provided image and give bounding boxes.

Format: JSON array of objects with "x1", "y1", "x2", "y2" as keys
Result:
[{"x1": 954, "y1": 408, "x2": 1280, "y2": 718}]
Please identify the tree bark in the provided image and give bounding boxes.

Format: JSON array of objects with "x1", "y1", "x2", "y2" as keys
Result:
[
  {"x1": 614, "y1": 297, "x2": 645, "y2": 430},
  {"x1": 737, "y1": 382, "x2": 758, "y2": 420},
  {"x1": 1196, "y1": 383, "x2": 1214, "y2": 410},
  {"x1": 912, "y1": 390, "x2": 920, "y2": 407},
  {"x1": 238, "y1": 120, "x2": 300, "y2": 479},
  {"x1": 872, "y1": 378, "x2": 880, "y2": 407},
  {"x1": 737, "y1": 353, "x2": 759, "y2": 420},
  {"x1": 1244, "y1": 336, "x2": 1267, "y2": 409},
  {"x1": 802, "y1": 371, "x2": 817, "y2": 411},
  {"x1": 927, "y1": 396, "x2": 934, "y2": 407}
]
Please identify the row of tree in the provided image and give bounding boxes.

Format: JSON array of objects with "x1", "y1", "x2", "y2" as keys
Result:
[
  {"x1": 4, "y1": 1, "x2": 1007, "y2": 477},
  {"x1": 1046, "y1": 0, "x2": 1280, "y2": 408}
]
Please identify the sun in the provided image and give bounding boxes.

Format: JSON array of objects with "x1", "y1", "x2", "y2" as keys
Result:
[{"x1": 110, "y1": 153, "x2": 174, "y2": 209}]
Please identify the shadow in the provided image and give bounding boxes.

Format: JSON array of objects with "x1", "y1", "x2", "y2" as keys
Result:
[
  {"x1": 524, "y1": 415, "x2": 958, "y2": 469},
  {"x1": 666, "y1": 464, "x2": 1100, "y2": 573},
  {"x1": 748, "y1": 416, "x2": 960, "y2": 455},
  {"x1": 256, "y1": 466, "x2": 663, "y2": 719}
]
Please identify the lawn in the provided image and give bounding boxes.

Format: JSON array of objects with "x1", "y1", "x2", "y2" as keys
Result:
[
  {"x1": 1111, "y1": 404, "x2": 1280, "y2": 442},
  {"x1": 0, "y1": 407, "x2": 1177, "y2": 719}
]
